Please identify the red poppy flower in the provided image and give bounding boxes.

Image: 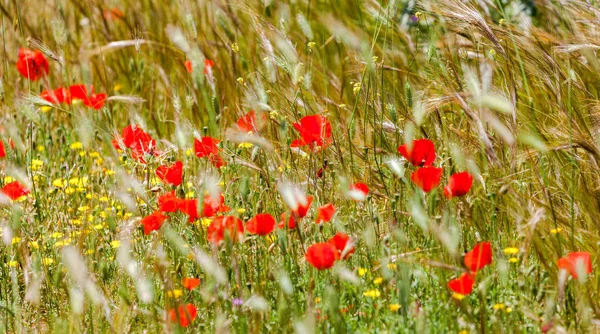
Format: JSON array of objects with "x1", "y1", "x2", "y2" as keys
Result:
[
  {"x1": 184, "y1": 60, "x2": 193, "y2": 74},
  {"x1": 204, "y1": 59, "x2": 214, "y2": 75},
  {"x1": 114, "y1": 124, "x2": 157, "y2": 162},
  {"x1": 278, "y1": 212, "x2": 297, "y2": 229},
  {"x1": 16, "y1": 48, "x2": 49, "y2": 81},
  {"x1": 237, "y1": 110, "x2": 267, "y2": 133},
  {"x1": 195, "y1": 137, "x2": 226, "y2": 168},
  {"x1": 463, "y1": 242, "x2": 493, "y2": 273},
  {"x1": 328, "y1": 232, "x2": 354, "y2": 260},
  {"x1": 558, "y1": 252, "x2": 593, "y2": 279},
  {"x1": 207, "y1": 216, "x2": 244, "y2": 245},
  {"x1": 178, "y1": 199, "x2": 199, "y2": 222},
  {"x1": 208, "y1": 154, "x2": 226, "y2": 168},
  {"x1": 541, "y1": 322, "x2": 555, "y2": 333},
  {"x1": 141, "y1": 211, "x2": 168, "y2": 235},
  {"x1": 103, "y1": 8, "x2": 124, "y2": 20},
  {"x1": 69, "y1": 84, "x2": 107, "y2": 109},
  {"x1": 291, "y1": 115, "x2": 332, "y2": 149},
  {"x1": 348, "y1": 183, "x2": 369, "y2": 201},
  {"x1": 279, "y1": 195, "x2": 312, "y2": 229},
  {"x1": 410, "y1": 167, "x2": 443, "y2": 192},
  {"x1": 194, "y1": 137, "x2": 220, "y2": 158},
  {"x1": 156, "y1": 161, "x2": 183, "y2": 186},
  {"x1": 41, "y1": 87, "x2": 70, "y2": 105},
  {"x1": 444, "y1": 172, "x2": 473, "y2": 199},
  {"x1": 202, "y1": 193, "x2": 229, "y2": 217},
  {"x1": 182, "y1": 277, "x2": 200, "y2": 290},
  {"x1": 245, "y1": 213, "x2": 276, "y2": 236},
  {"x1": 168, "y1": 303, "x2": 197, "y2": 327},
  {"x1": 1, "y1": 181, "x2": 29, "y2": 200},
  {"x1": 294, "y1": 196, "x2": 312, "y2": 218},
  {"x1": 316, "y1": 162, "x2": 328, "y2": 178},
  {"x1": 184, "y1": 59, "x2": 214, "y2": 75},
  {"x1": 315, "y1": 203, "x2": 336, "y2": 224},
  {"x1": 305, "y1": 242, "x2": 339, "y2": 270},
  {"x1": 158, "y1": 191, "x2": 181, "y2": 213},
  {"x1": 447, "y1": 272, "x2": 475, "y2": 295},
  {"x1": 0, "y1": 140, "x2": 5, "y2": 159},
  {"x1": 398, "y1": 139, "x2": 435, "y2": 166}
]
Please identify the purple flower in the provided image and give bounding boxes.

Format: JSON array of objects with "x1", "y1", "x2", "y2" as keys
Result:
[{"x1": 232, "y1": 298, "x2": 244, "y2": 306}]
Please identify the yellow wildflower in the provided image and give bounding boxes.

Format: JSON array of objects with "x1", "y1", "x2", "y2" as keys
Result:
[
  {"x1": 31, "y1": 159, "x2": 44, "y2": 171},
  {"x1": 42, "y1": 258, "x2": 55, "y2": 265},
  {"x1": 493, "y1": 303, "x2": 505, "y2": 310},
  {"x1": 70, "y1": 142, "x2": 83, "y2": 150},
  {"x1": 52, "y1": 178, "x2": 66, "y2": 188},
  {"x1": 373, "y1": 277, "x2": 384, "y2": 285},
  {"x1": 69, "y1": 177, "x2": 88, "y2": 187},
  {"x1": 54, "y1": 239, "x2": 71, "y2": 248},
  {"x1": 389, "y1": 303, "x2": 401, "y2": 312},
  {"x1": 167, "y1": 290, "x2": 183, "y2": 298},
  {"x1": 504, "y1": 247, "x2": 519, "y2": 255},
  {"x1": 358, "y1": 268, "x2": 367, "y2": 276},
  {"x1": 200, "y1": 218, "x2": 212, "y2": 228},
  {"x1": 362, "y1": 290, "x2": 381, "y2": 298},
  {"x1": 51, "y1": 232, "x2": 64, "y2": 239},
  {"x1": 110, "y1": 240, "x2": 121, "y2": 248}
]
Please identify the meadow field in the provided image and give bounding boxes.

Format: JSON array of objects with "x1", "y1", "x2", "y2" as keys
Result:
[{"x1": 1, "y1": 0, "x2": 599, "y2": 332}]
